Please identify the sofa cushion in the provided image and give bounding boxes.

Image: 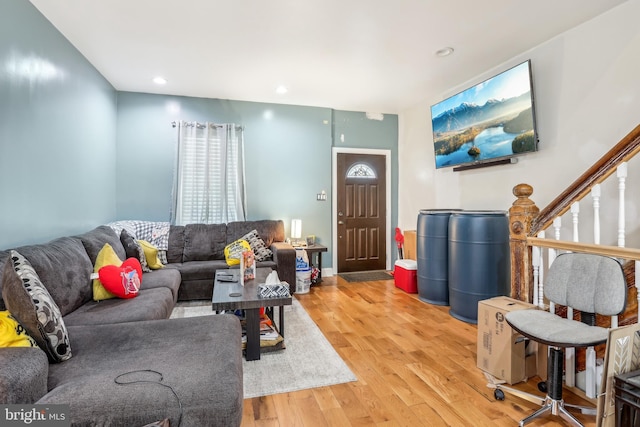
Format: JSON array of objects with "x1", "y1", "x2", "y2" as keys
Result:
[
  {"x1": 2, "y1": 251, "x2": 72, "y2": 362},
  {"x1": 76, "y1": 225, "x2": 127, "y2": 265},
  {"x1": 0, "y1": 347, "x2": 49, "y2": 404},
  {"x1": 227, "y1": 220, "x2": 285, "y2": 247},
  {"x1": 62, "y1": 287, "x2": 174, "y2": 327},
  {"x1": 41, "y1": 315, "x2": 243, "y2": 427},
  {"x1": 166, "y1": 225, "x2": 185, "y2": 263},
  {"x1": 5, "y1": 238, "x2": 93, "y2": 316},
  {"x1": 139, "y1": 268, "x2": 181, "y2": 304},
  {"x1": 183, "y1": 224, "x2": 227, "y2": 262},
  {"x1": 171, "y1": 260, "x2": 229, "y2": 282},
  {"x1": 120, "y1": 229, "x2": 151, "y2": 273}
]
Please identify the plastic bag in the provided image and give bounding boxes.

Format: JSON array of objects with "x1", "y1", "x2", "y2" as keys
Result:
[{"x1": 295, "y1": 248, "x2": 309, "y2": 270}]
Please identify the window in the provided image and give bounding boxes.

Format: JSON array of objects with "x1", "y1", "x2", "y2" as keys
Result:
[
  {"x1": 346, "y1": 163, "x2": 376, "y2": 178},
  {"x1": 172, "y1": 121, "x2": 246, "y2": 225}
]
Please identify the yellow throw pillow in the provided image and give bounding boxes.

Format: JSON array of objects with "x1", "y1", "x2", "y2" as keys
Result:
[
  {"x1": 138, "y1": 240, "x2": 164, "y2": 270},
  {"x1": 224, "y1": 239, "x2": 251, "y2": 266},
  {"x1": 0, "y1": 311, "x2": 39, "y2": 348},
  {"x1": 93, "y1": 243, "x2": 121, "y2": 301}
]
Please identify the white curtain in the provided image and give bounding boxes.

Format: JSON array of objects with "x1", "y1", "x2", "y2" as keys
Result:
[{"x1": 172, "y1": 121, "x2": 246, "y2": 225}]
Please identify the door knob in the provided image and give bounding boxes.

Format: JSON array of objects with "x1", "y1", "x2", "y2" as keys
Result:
[{"x1": 338, "y1": 221, "x2": 344, "y2": 225}]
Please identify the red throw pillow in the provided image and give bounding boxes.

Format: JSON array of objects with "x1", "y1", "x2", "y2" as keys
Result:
[{"x1": 98, "y1": 258, "x2": 142, "y2": 299}]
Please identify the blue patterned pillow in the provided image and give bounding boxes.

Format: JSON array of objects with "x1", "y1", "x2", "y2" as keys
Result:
[{"x1": 1, "y1": 251, "x2": 72, "y2": 362}]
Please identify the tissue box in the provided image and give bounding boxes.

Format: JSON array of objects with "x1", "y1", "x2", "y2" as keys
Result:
[{"x1": 257, "y1": 282, "x2": 291, "y2": 298}]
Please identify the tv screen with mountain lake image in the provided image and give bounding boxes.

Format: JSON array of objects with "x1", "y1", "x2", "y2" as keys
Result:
[{"x1": 431, "y1": 60, "x2": 538, "y2": 170}]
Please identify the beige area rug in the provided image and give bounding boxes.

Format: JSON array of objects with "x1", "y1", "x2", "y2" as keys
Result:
[{"x1": 170, "y1": 298, "x2": 357, "y2": 399}]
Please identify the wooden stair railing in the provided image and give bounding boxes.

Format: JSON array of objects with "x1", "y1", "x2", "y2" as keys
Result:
[
  {"x1": 508, "y1": 124, "x2": 640, "y2": 400},
  {"x1": 510, "y1": 123, "x2": 640, "y2": 303}
]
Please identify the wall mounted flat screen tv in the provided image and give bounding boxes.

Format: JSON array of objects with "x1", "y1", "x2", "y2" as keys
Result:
[{"x1": 431, "y1": 60, "x2": 538, "y2": 170}]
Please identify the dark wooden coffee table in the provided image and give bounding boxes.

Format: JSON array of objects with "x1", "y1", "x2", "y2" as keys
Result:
[{"x1": 211, "y1": 267, "x2": 292, "y2": 361}]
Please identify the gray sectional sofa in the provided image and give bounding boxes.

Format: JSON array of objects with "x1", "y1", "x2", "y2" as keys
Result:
[
  {"x1": 0, "y1": 219, "x2": 296, "y2": 426},
  {"x1": 165, "y1": 220, "x2": 297, "y2": 298}
]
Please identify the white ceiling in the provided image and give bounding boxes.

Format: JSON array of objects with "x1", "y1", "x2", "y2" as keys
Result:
[{"x1": 29, "y1": 0, "x2": 627, "y2": 114}]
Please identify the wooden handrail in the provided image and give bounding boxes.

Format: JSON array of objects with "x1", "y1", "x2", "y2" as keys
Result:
[
  {"x1": 531, "y1": 123, "x2": 640, "y2": 235},
  {"x1": 527, "y1": 237, "x2": 640, "y2": 261},
  {"x1": 509, "y1": 124, "x2": 640, "y2": 302},
  {"x1": 510, "y1": 124, "x2": 640, "y2": 389}
]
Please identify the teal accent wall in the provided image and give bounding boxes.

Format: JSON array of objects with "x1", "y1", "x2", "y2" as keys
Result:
[
  {"x1": 332, "y1": 110, "x2": 399, "y2": 264},
  {"x1": 116, "y1": 92, "x2": 336, "y2": 264},
  {"x1": 1, "y1": 0, "x2": 399, "y2": 271},
  {"x1": 0, "y1": 0, "x2": 117, "y2": 248}
]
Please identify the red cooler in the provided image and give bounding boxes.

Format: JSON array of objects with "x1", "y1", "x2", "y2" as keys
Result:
[{"x1": 394, "y1": 259, "x2": 418, "y2": 293}]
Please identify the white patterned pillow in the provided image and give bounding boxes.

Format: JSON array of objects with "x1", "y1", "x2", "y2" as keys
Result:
[
  {"x1": 241, "y1": 230, "x2": 273, "y2": 262},
  {"x1": 1, "y1": 251, "x2": 72, "y2": 362},
  {"x1": 158, "y1": 250, "x2": 168, "y2": 265}
]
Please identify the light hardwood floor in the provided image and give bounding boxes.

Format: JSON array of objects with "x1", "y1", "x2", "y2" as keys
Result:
[{"x1": 241, "y1": 275, "x2": 596, "y2": 426}]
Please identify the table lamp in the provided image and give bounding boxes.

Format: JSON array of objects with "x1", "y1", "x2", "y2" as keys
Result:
[{"x1": 291, "y1": 219, "x2": 303, "y2": 246}]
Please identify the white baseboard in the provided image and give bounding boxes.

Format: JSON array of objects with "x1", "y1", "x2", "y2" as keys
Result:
[{"x1": 322, "y1": 267, "x2": 334, "y2": 277}]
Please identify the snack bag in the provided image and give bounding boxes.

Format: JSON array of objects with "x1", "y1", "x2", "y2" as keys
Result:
[{"x1": 242, "y1": 250, "x2": 255, "y2": 281}]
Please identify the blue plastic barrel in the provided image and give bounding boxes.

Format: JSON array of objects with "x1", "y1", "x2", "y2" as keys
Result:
[
  {"x1": 416, "y1": 209, "x2": 460, "y2": 305},
  {"x1": 448, "y1": 210, "x2": 510, "y2": 324}
]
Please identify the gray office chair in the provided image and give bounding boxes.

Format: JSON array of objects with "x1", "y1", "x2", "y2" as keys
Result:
[{"x1": 493, "y1": 252, "x2": 627, "y2": 427}]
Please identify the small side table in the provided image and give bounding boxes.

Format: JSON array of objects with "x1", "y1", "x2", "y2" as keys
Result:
[{"x1": 303, "y1": 244, "x2": 328, "y2": 284}]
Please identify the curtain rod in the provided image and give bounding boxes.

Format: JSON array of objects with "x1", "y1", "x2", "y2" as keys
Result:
[{"x1": 171, "y1": 121, "x2": 243, "y2": 130}]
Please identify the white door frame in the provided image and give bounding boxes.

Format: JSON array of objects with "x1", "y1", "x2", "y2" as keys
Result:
[{"x1": 331, "y1": 147, "x2": 392, "y2": 274}]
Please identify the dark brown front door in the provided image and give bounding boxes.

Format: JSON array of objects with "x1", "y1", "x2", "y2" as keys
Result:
[{"x1": 337, "y1": 153, "x2": 386, "y2": 272}]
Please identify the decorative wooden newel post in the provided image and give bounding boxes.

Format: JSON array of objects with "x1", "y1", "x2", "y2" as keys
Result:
[{"x1": 509, "y1": 184, "x2": 539, "y2": 302}]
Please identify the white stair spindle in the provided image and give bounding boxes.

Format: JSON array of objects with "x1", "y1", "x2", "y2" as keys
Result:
[
  {"x1": 585, "y1": 185, "x2": 602, "y2": 398},
  {"x1": 566, "y1": 202, "x2": 579, "y2": 388},
  {"x1": 585, "y1": 347, "x2": 597, "y2": 398},
  {"x1": 636, "y1": 260, "x2": 640, "y2": 322},
  {"x1": 546, "y1": 230, "x2": 554, "y2": 310},
  {"x1": 532, "y1": 245, "x2": 540, "y2": 307},
  {"x1": 538, "y1": 230, "x2": 545, "y2": 307},
  {"x1": 592, "y1": 184, "x2": 601, "y2": 244},
  {"x1": 617, "y1": 162, "x2": 627, "y2": 248},
  {"x1": 539, "y1": 252, "x2": 544, "y2": 304},
  {"x1": 553, "y1": 218, "x2": 561, "y2": 240},
  {"x1": 571, "y1": 202, "x2": 580, "y2": 243},
  {"x1": 550, "y1": 219, "x2": 560, "y2": 263}
]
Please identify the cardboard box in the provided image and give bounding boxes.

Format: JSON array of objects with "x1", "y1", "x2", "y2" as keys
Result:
[
  {"x1": 477, "y1": 296, "x2": 538, "y2": 384},
  {"x1": 403, "y1": 230, "x2": 416, "y2": 260},
  {"x1": 536, "y1": 343, "x2": 548, "y2": 381},
  {"x1": 525, "y1": 351, "x2": 537, "y2": 379}
]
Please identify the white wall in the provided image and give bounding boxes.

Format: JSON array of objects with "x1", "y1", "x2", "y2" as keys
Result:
[{"x1": 398, "y1": 0, "x2": 640, "y2": 247}]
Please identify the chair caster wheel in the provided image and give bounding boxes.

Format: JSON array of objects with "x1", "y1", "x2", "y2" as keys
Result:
[
  {"x1": 538, "y1": 382, "x2": 547, "y2": 393},
  {"x1": 494, "y1": 389, "x2": 505, "y2": 401}
]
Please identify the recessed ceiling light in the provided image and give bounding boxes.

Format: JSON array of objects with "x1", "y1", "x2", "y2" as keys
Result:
[
  {"x1": 435, "y1": 47, "x2": 454, "y2": 57},
  {"x1": 153, "y1": 76, "x2": 167, "y2": 85},
  {"x1": 276, "y1": 85, "x2": 288, "y2": 94}
]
